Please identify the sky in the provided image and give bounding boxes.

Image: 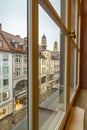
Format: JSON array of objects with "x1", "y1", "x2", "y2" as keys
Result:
[
  {"x1": 39, "y1": 1, "x2": 60, "y2": 51},
  {"x1": 0, "y1": 0, "x2": 60, "y2": 50},
  {"x1": 0, "y1": 0, "x2": 27, "y2": 38}
]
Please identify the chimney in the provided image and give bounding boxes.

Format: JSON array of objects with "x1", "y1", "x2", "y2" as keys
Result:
[
  {"x1": 16, "y1": 35, "x2": 20, "y2": 38},
  {"x1": 0, "y1": 23, "x2": 2, "y2": 34}
]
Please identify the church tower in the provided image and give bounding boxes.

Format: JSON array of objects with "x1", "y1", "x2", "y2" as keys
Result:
[
  {"x1": 53, "y1": 41, "x2": 58, "y2": 51},
  {"x1": 41, "y1": 34, "x2": 47, "y2": 50}
]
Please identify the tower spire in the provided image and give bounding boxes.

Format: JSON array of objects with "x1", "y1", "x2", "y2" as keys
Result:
[
  {"x1": 41, "y1": 34, "x2": 47, "y2": 50},
  {"x1": 53, "y1": 41, "x2": 58, "y2": 51}
]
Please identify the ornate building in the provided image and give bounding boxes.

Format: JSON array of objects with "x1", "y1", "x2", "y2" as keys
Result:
[{"x1": 39, "y1": 35, "x2": 60, "y2": 94}]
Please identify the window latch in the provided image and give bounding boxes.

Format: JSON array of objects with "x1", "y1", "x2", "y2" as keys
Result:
[{"x1": 69, "y1": 30, "x2": 76, "y2": 38}]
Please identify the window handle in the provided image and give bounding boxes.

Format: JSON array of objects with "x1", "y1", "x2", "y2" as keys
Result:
[{"x1": 69, "y1": 30, "x2": 76, "y2": 38}]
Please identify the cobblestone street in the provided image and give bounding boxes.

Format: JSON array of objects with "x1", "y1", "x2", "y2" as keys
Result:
[{"x1": 0, "y1": 107, "x2": 27, "y2": 130}]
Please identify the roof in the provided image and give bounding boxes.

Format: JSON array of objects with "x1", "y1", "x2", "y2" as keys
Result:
[{"x1": 0, "y1": 31, "x2": 27, "y2": 53}]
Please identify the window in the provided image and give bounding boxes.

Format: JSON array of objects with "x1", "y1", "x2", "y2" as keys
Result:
[
  {"x1": 15, "y1": 55, "x2": 21, "y2": 63},
  {"x1": 15, "y1": 43, "x2": 18, "y2": 48},
  {"x1": 42, "y1": 59, "x2": 46, "y2": 65},
  {"x1": 42, "y1": 68, "x2": 46, "y2": 74},
  {"x1": 24, "y1": 56, "x2": 27, "y2": 62},
  {"x1": 15, "y1": 68, "x2": 21, "y2": 76},
  {"x1": 32, "y1": 0, "x2": 81, "y2": 129},
  {"x1": 39, "y1": 5, "x2": 66, "y2": 129},
  {"x1": 49, "y1": 0, "x2": 67, "y2": 25},
  {"x1": 3, "y1": 91, "x2": 10, "y2": 101},
  {"x1": 3, "y1": 67, "x2": 9, "y2": 74},
  {"x1": 3, "y1": 54, "x2": 8, "y2": 61},
  {"x1": 0, "y1": 41, "x2": 3, "y2": 47},
  {"x1": 0, "y1": 0, "x2": 27, "y2": 129},
  {"x1": 23, "y1": 68, "x2": 27, "y2": 75},
  {"x1": 3, "y1": 79, "x2": 9, "y2": 86}
]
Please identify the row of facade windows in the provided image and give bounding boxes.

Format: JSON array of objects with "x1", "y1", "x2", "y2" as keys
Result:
[
  {"x1": 15, "y1": 55, "x2": 27, "y2": 63},
  {"x1": 42, "y1": 59, "x2": 54, "y2": 65},
  {"x1": 0, "y1": 67, "x2": 27, "y2": 76},
  {"x1": 15, "y1": 68, "x2": 27, "y2": 76},
  {"x1": 0, "y1": 54, "x2": 27, "y2": 63},
  {"x1": 42, "y1": 67, "x2": 54, "y2": 74}
]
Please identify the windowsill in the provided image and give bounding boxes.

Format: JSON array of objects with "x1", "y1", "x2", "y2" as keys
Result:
[{"x1": 39, "y1": 108, "x2": 65, "y2": 130}]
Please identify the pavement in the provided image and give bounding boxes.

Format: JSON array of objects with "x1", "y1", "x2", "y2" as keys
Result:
[
  {"x1": 0, "y1": 107, "x2": 27, "y2": 130},
  {"x1": 12, "y1": 117, "x2": 27, "y2": 130}
]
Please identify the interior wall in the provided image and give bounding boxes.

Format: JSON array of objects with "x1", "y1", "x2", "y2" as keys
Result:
[{"x1": 80, "y1": 0, "x2": 87, "y2": 88}]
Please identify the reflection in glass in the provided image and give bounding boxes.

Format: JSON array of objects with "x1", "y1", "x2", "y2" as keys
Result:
[{"x1": 70, "y1": 43, "x2": 75, "y2": 97}]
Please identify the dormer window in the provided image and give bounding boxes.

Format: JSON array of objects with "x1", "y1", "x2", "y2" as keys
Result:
[
  {"x1": 0, "y1": 40, "x2": 3, "y2": 48},
  {"x1": 15, "y1": 43, "x2": 18, "y2": 49}
]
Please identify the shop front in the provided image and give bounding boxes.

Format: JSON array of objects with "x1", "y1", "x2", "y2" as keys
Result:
[
  {"x1": 0, "y1": 101, "x2": 13, "y2": 120},
  {"x1": 14, "y1": 80, "x2": 27, "y2": 111}
]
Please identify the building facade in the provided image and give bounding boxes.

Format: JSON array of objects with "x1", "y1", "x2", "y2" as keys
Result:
[
  {"x1": 0, "y1": 24, "x2": 27, "y2": 119},
  {"x1": 0, "y1": 25, "x2": 13, "y2": 119},
  {"x1": 39, "y1": 35, "x2": 60, "y2": 94}
]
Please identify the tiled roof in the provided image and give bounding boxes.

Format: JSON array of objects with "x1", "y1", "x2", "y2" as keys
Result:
[
  {"x1": 2, "y1": 31, "x2": 27, "y2": 53},
  {"x1": 2, "y1": 31, "x2": 24, "y2": 43}
]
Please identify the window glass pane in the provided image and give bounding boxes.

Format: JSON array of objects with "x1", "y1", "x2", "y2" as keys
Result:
[
  {"x1": 3, "y1": 67, "x2": 9, "y2": 74},
  {"x1": 0, "y1": 0, "x2": 27, "y2": 129},
  {"x1": 76, "y1": 52, "x2": 80, "y2": 86},
  {"x1": 3, "y1": 91, "x2": 10, "y2": 101},
  {"x1": 15, "y1": 55, "x2": 21, "y2": 63},
  {"x1": 3, "y1": 79, "x2": 9, "y2": 86},
  {"x1": 24, "y1": 56, "x2": 27, "y2": 62},
  {"x1": 3, "y1": 54, "x2": 8, "y2": 61},
  {"x1": 70, "y1": 43, "x2": 76, "y2": 97},
  {"x1": 49, "y1": 0, "x2": 67, "y2": 25},
  {"x1": 39, "y1": 5, "x2": 66, "y2": 129}
]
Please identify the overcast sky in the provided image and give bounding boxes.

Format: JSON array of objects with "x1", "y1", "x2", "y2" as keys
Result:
[
  {"x1": 0, "y1": 0, "x2": 27, "y2": 38},
  {"x1": 0, "y1": 0, "x2": 60, "y2": 50},
  {"x1": 39, "y1": 1, "x2": 60, "y2": 51}
]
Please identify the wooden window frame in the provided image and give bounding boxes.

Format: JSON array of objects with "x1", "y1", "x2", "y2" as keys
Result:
[{"x1": 28, "y1": 0, "x2": 81, "y2": 130}]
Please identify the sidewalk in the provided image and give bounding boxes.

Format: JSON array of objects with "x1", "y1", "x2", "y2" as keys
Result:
[{"x1": 0, "y1": 107, "x2": 27, "y2": 130}]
